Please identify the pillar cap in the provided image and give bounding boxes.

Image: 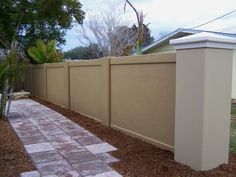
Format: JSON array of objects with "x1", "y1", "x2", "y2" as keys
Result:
[{"x1": 170, "y1": 32, "x2": 236, "y2": 50}]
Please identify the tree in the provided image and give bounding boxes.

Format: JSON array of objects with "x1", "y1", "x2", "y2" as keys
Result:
[
  {"x1": 79, "y1": 3, "x2": 153, "y2": 57},
  {"x1": 124, "y1": 0, "x2": 148, "y2": 55},
  {"x1": 0, "y1": 0, "x2": 85, "y2": 50},
  {"x1": 64, "y1": 44, "x2": 102, "y2": 60},
  {"x1": 79, "y1": 8, "x2": 138, "y2": 57},
  {"x1": 131, "y1": 24, "x2": 154, "y2": 48},
  {"x1": 27, "y1": 40, "x2": 63, "y2": 64},
  {"x1": 0, "y1": 16, "x2": 28, "y2": 118},
  {"x1": 0, "y1": 41, "x2": 28, "y2": 118}
]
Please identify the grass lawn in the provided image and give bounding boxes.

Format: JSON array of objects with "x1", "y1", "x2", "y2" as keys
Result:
[
  {"x1": 231, "y1": 105, "x2": 236, "y2": 154},
  {"x1": 230, "y1": 122, "x2": 236, "y2": 154},
  {"x1": 232, "y1": 104, "x2": 236, "y2": 117}
]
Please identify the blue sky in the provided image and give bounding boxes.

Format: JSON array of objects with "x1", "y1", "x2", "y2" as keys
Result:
[{"x1": 62, "y1": 0, "x2": 236, "y2": 51}]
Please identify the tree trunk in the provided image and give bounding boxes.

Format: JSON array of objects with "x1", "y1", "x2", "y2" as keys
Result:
[{"x1": 0, "y1": 78, "x2": 8, "y2": 119}]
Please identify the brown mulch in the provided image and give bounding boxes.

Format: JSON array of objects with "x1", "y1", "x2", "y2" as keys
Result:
[
  {"x1": 31, "y1": 97, "x2": 236, "y2": 177},
  {"x1": 0, "y1": 119, "x2": 36, "y2": 177}
]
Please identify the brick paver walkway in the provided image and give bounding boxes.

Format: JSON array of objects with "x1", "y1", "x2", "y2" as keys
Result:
[{"x1": 7, "y1": 99, "x2": 122, "y2": 177}]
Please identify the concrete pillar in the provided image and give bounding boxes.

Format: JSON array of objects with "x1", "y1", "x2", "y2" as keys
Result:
[{"x1": 170, "y1": 32, "x2": 236, "y2": 170}]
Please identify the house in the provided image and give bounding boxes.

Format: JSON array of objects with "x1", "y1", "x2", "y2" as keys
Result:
[
  {"x1": 142, "y1": 28, "x2": 236, "y2": 54},
  {"x1": 142, "y1": 28, "x2": 236, "y2": 99}
]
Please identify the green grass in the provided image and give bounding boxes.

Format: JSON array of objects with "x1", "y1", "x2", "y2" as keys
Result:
[
  {"x1": 231, "y1": 105, "x2": 236, "y2": 117},
  {"x1": 230, "y1": 105, "x2": 236, "y2": 154},
  {"x1": 230, "y1": 122, "x2": 236, "y2": 154}
]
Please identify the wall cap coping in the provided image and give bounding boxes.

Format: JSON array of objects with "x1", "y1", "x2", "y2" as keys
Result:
[{"x1": 170, "y1": 32, "x2": 236, "y2": 49}]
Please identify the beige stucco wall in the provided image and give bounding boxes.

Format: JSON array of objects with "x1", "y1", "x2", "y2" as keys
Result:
[
  {"x1": 46, "y1": 63, "x2": 69, "y2": 108},
  {"x1": 27, "y1": 54, "x2": 176, "y2": 151},
  {"x1": 23, "y1": 35, "x2": 235, "y2": 170},
  {"x1": 69, "y1": 60, "x2": 102, "y2": 122},
  {"x1": 23, "y1": 66, "x2": 33, "y2": 93},
  {"x1": 110, "y1": 54, "x2": 176, "y2": 151},
  {"x1": 32, "y1": 65, "x2": 45, "y2": 99}
]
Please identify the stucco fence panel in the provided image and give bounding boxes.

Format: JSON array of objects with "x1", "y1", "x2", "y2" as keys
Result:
[
  {"x1": 110, "y1": 54, "x2": 176, "y2": 151},
  {"x1": 23, "y1": 66, "x2": 33, "y2": 93},
  {"x1": 45, "y1": 62, "x2": 69, "y2": 108},
  {"x1": 23, "y1": 54, "x2": 176, "y2": 152},
  {"x1": 69, "y1": 60, "x2": 103, "y2": 122},
  {"x1": 32, "y1": 65, "x2": 45, "y2": 99}
]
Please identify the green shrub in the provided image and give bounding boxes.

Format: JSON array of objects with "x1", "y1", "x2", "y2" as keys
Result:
[{"x1": 27, "y1": 40, "x2": 63, "y2": 64}]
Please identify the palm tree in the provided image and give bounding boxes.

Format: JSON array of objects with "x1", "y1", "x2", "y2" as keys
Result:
[{"x1": 124, "y1": 0, "x2": 145, "y2": 55}]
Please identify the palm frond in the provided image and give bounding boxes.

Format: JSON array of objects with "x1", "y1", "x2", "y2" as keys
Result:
[{"x1": 27, "y1": 40, "x2": 62, "y2": 64}]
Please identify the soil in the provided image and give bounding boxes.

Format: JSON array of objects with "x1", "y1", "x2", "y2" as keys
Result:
[
  {"x1": 0, "y1": 119, "x2": 36, "y2": 177},
  {"x1": 32, "y1": 97, "x2": 236, "y2": 177}
]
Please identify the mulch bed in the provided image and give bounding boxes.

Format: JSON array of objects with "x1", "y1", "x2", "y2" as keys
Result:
[
  {"x1": 32, "y1": 97, "x2": 236, "y2": 177},
  {"x1": 0, "y1": 119, "x2": 36, "y2": 177},
  {"x1": 1, "y1": 97, "x2": 236, "y2": 177}
]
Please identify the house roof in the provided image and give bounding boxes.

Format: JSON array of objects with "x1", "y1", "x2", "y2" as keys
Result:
[{"x1": 142, "y1": 28, "x2": 236, "y2": 53}]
